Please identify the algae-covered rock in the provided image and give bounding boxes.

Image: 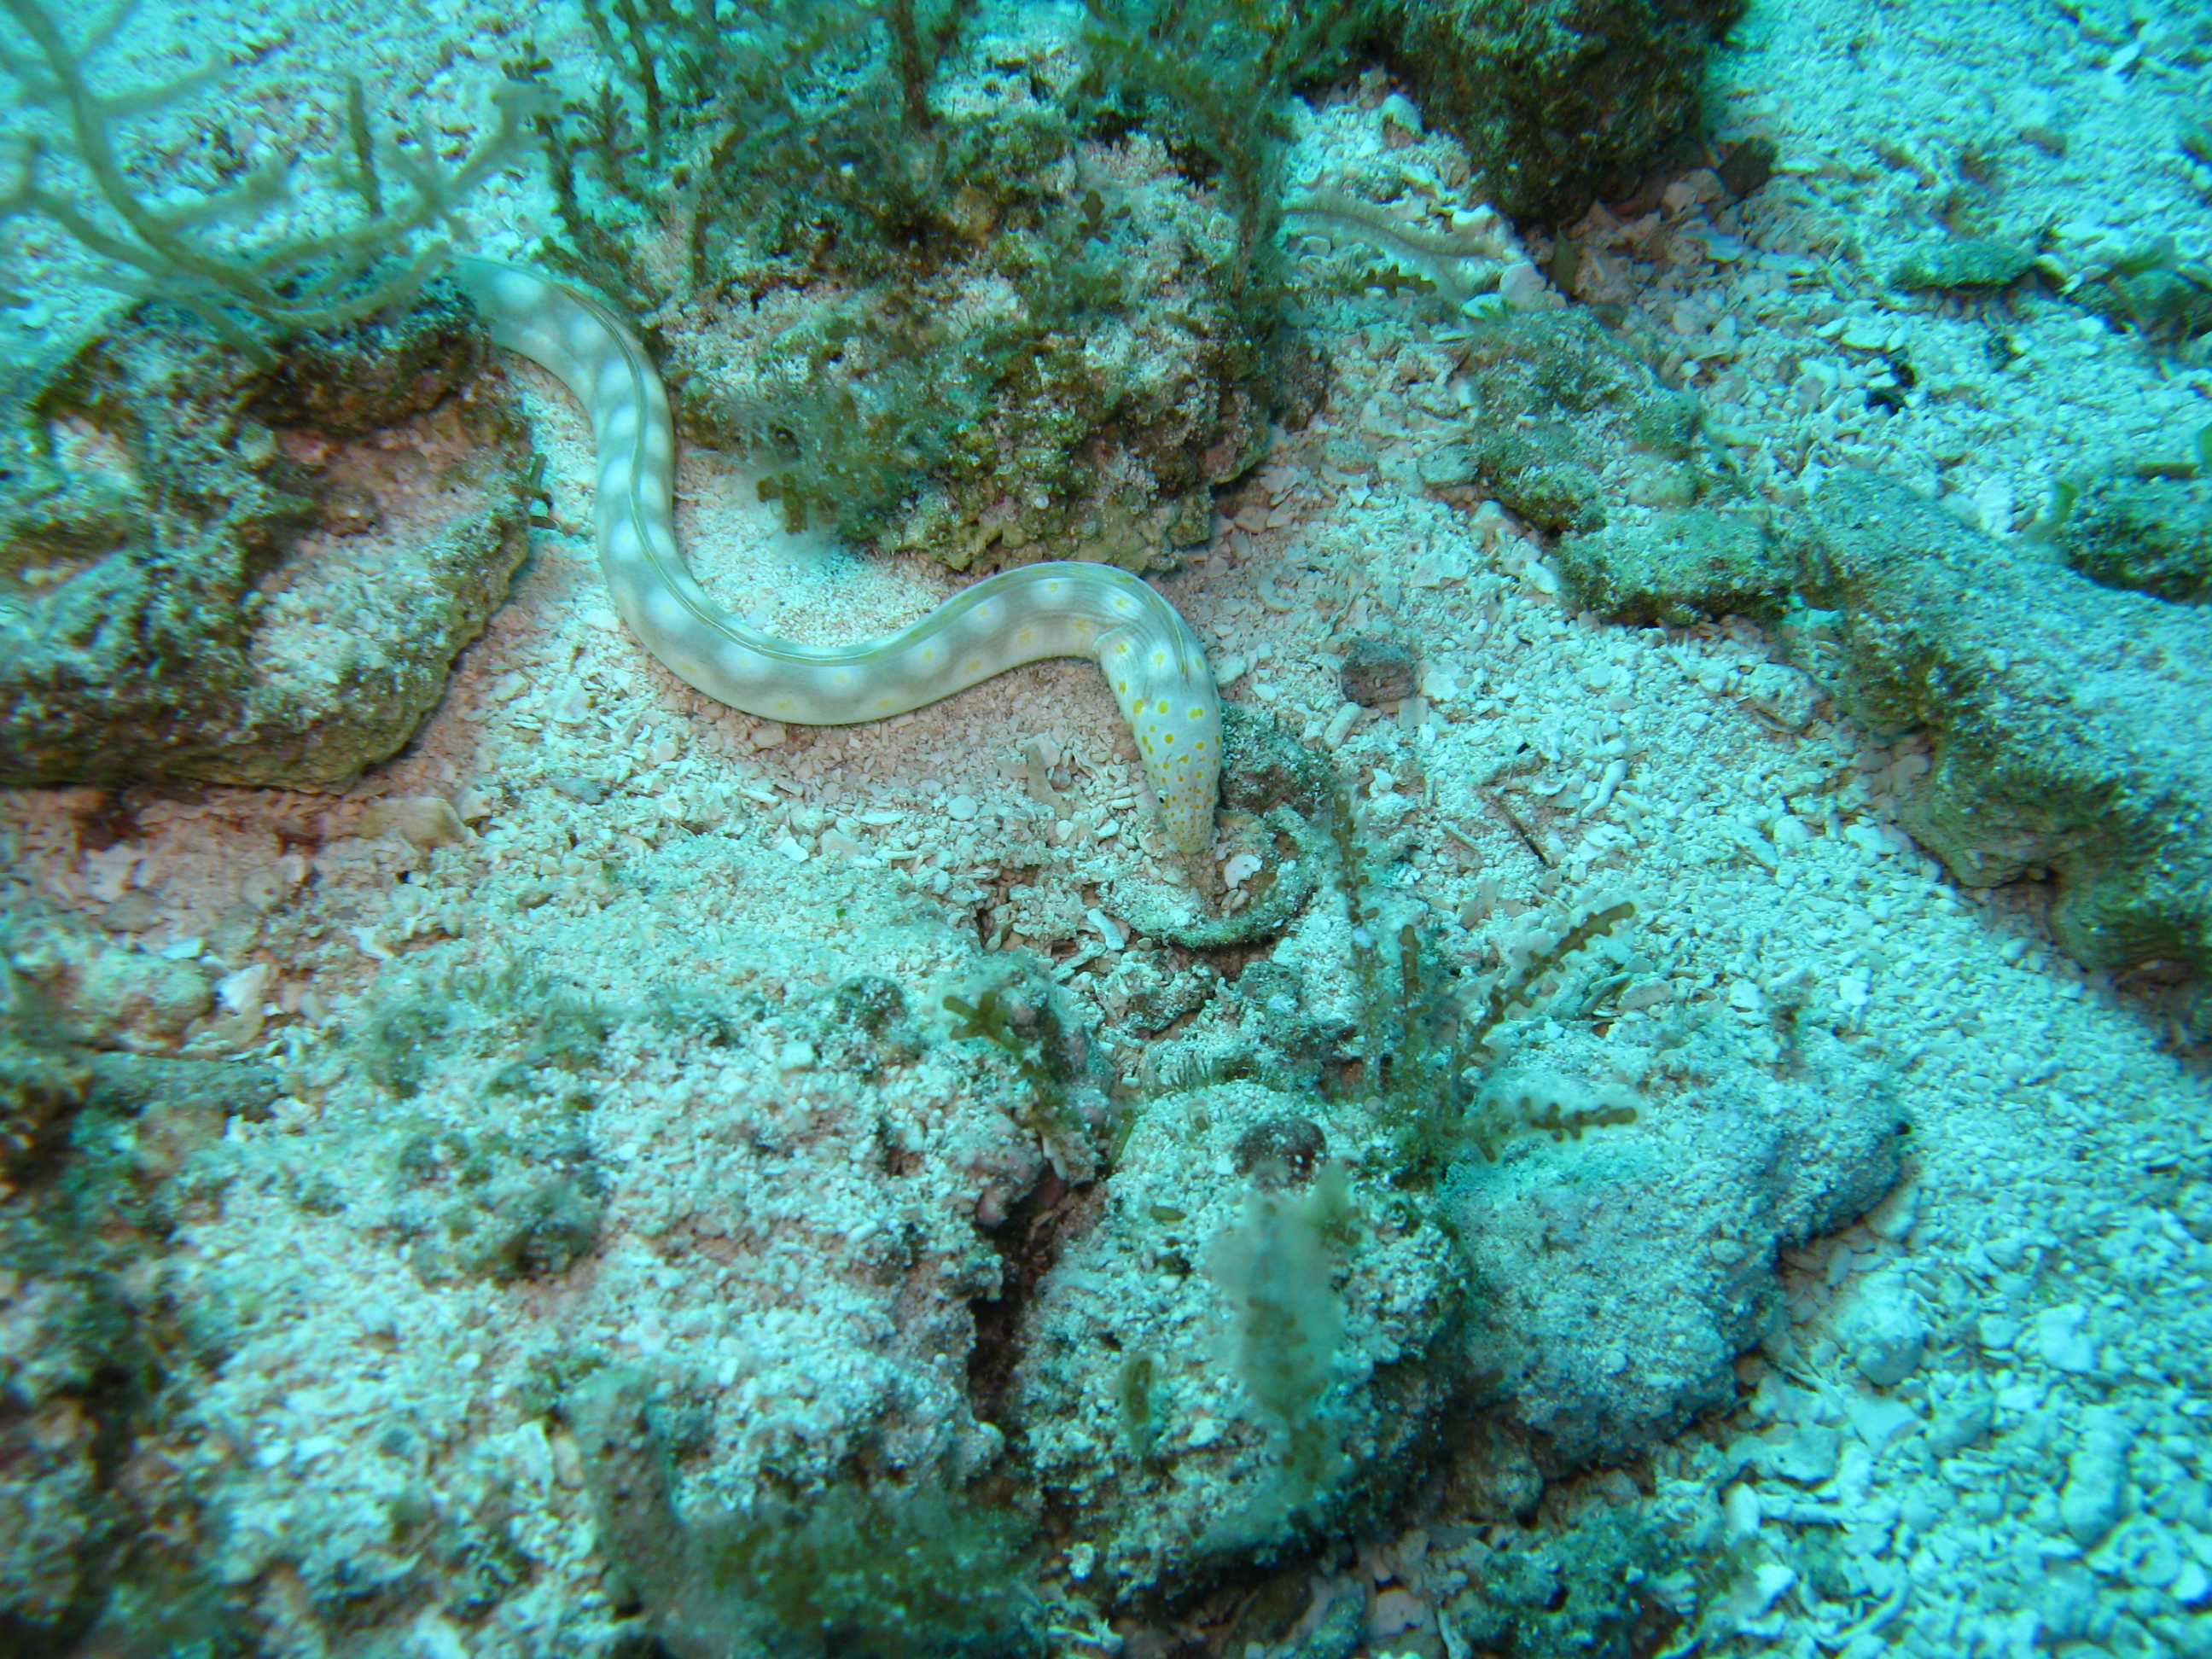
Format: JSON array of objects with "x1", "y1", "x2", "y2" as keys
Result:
[
  {"x1": 1438, "y1": 1501, "x2": 1691, "y2": 1659},
  {"x1": 1441, "y1": 310, "x2": 1711, "y2": 537},
  {"x1": 1807, "y1": 470, "x2": 2212, "y2": 1033},
  {"x1": 1008, "y1": 1081, "x2": 1469, "y2": 1602},
  {"x1": 1382, "y1": 0, "x2": 1747, "y2": 222},
  {"x1": 0, "y1": 279, "x2": 529, "y2": 789},
  {"x1": 672, "y1": 46, "x2": 1260, "y2": 575},
  {"x1": 2058, "y1": 474, "x2": 2212, "y2": 604},
  {"x1": 1553, "y1": 501, "x2": 1800, "y2": 624},
  {"x1": 1891, "y1": 236, "x2": 2036, "y2": 291},
  {"x1": 3, "y1": 910, "x2": 212, "y2": 1055}
]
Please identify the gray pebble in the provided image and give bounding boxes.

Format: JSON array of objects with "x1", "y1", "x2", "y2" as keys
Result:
[
  {"x1": 1339, "y1": 636, "x2": 1419, "y2": 707},
  {"x1": 1837, "y1": 1270, "x2": 1927, "y2": 1388},
  {"x1": 548, "y1": 773, "x2": 608, "y2": 805}
]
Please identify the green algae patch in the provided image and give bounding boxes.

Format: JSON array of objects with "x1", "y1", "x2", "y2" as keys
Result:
[
  {"x1": 2057, "y1": 474, "x2": 2212, "y2": 606},
  {"x1": 1891, "y1": 237, "x2": 2037, "y2": 292}
]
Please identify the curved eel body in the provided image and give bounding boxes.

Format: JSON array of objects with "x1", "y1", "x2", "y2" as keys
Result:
[{"x1": 451, "y1": 256, "x2": 1221, "y2": 855}]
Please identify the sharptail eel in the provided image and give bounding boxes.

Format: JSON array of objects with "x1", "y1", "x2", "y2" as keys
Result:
[{"x1": 452, "y1": 256, "x2": 1221, "y2": 856}]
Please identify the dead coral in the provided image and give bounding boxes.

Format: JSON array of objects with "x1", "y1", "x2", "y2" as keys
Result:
[{"x1": 1807, "y1": 469, "x2": 2212, "y2": 1035}]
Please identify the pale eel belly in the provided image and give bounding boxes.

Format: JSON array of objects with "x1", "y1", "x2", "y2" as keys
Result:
[{"x1": 451, "y1": 256, "x2": 1221, "y2": 856}]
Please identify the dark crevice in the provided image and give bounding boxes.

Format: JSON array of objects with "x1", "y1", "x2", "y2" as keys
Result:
[{"x1": 963, "y1": 1169, "x2": 1096, "y2": 1433}]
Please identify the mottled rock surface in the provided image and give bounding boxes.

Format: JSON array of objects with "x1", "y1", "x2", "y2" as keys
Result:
[
  {"x1": 1807, "y1": 469, "x2": 2212, "y2": 1033},
  {"x1": 1383, "y1": 0, "x2": 1747, "y2": 222},
  {"x1": 1447, "y1": 1022, "x2": 1902, "y2": 1462},
  {"x1": 0, "y1": 282, "x2": 529, "y2": 789}
]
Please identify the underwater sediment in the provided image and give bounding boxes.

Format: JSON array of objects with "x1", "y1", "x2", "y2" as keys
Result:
[{"x1": 2, "y1": 1, "x2": 2210, "y2": 1656}]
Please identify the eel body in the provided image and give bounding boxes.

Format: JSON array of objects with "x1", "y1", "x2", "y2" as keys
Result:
[{"x1": 451, "y1": 256, "x2": 1221, "y2": 855}]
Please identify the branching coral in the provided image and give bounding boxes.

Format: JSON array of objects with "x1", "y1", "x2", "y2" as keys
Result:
[
  {"x1": 1075, "y1": 0, "x2": 1370, "y2": 306},
  {"x1": 1321, "y1": 773, "x2": 1638, "y2": 1181},
  {"x1": 0, "y1": 0, "x2": 537, "y2": 348}
]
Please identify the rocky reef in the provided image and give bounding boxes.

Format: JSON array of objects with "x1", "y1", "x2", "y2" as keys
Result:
[{"x1": 0, "y1": 285, "x2": 531, "y2": 790}]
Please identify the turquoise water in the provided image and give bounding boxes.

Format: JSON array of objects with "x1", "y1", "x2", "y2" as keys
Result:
[{"x1": 0, "y1": 2, "x2": 2208, "y2": 1656}]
